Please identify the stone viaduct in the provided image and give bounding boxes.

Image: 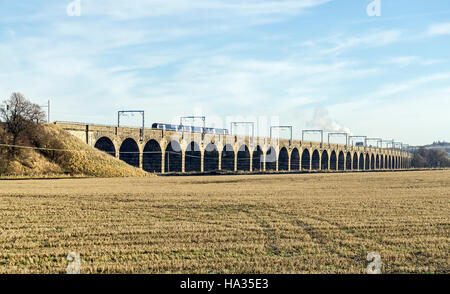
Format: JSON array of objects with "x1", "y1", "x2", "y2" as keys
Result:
[{"x1": 55, "y1": 122, "x2": 412, "y2": 173}]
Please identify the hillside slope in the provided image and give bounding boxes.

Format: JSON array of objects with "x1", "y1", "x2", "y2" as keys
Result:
[{"x1": 0, "y1": 124, "x2": 149, "y2": 178}]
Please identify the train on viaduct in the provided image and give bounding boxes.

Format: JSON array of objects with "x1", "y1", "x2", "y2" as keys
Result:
[{"x1": 55, "y1": 122, "x2": 412, "y2": 174}]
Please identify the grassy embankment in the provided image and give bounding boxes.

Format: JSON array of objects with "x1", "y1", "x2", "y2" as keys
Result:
[{"x1": 0, "y1": 124, "x2": 148, "y2": 178}]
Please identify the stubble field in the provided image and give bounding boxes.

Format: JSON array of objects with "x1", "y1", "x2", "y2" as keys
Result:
[{"x1": 0, "y1": 170, "x2": 449, "y2": 274}]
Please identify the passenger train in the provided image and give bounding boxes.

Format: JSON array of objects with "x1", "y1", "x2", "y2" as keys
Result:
[{"x1": 151, "y1": 123, "x2": 229, "y2": 135}]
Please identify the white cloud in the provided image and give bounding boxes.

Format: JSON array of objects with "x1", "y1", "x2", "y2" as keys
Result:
[
  {"x1": 328, "y1": 30, "x2": 403, "y2": 55},
  {"x1": 328, "y1": 86, "x2": 450, "y2": 145},
  {"x1": 301, "y1": 30, "x2": 404, "y2": 56},
  {"x1": 428, "y1": 22, "x2": 450, "y2": 36},
  {"x1": 382, "y1": 56, "x2": 444, "y2": 67},
  {"x1": 84, "y1": 0, "x2": 332, "y2": 20},
  {"x1": 383, "y1": 56, "x2": 418, "y2": 67},
  {"x1": 370, "y1": 73, "x2": 450, "y2": 98}
]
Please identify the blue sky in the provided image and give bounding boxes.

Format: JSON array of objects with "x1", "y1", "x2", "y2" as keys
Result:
[{"x1": 1, "y1": 0, "x2": 449, "y2": 145}]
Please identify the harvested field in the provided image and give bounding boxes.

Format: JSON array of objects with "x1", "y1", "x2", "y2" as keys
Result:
[{"x1": 0, "y1": 170, "x2": 449, "y2": 273}]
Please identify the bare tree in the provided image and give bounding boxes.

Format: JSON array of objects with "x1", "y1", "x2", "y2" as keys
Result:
[{"x1": 0, "y1": 92, "x2": 46, "y2": 149}]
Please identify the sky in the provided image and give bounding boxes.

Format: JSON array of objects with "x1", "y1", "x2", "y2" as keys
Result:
[{"x1": 0, "y1": 0, "x2": 449, "y2": 145}]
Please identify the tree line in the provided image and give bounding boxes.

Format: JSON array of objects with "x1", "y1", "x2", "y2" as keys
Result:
[{"x1": 411, "y1": 147, "x2": 450, "y2": 168}]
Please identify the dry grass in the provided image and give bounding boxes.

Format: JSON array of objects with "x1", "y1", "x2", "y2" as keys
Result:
[
  {"x1": 42, "y1": 124, "x2": 149, "y2": 178},
  {"x1": 0, "y1": 124, "x2": 149, "y2": 178},
  {"x1": 0, "y1": 170, "x2": 448, "y2": 274}
]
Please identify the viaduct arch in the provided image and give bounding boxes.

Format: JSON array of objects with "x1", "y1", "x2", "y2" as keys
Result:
[
  {"x1": 143, "y1": 139, "x2": 162, "y2": 173},
  {"x1": 237, "y1": 145, "x2": 251, "y2": 171},
  {"x1": 290, "y1": 148, "x2": 300, "y2": 171},
  {"x1": 204, "y1": 143, "x2": 219, "y2": 171},
  {"x1": 94, "y1": 137, "x2": 115, "y2": 157},
  {"x1": 119, "y1": 138, "x2": 139, "y2": 168},
  {"x1": 56, "y1": 122, "x2": 412, "y2": 174}
]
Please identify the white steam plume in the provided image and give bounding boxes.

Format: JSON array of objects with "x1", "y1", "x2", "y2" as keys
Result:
[{"x1": 306, "y1": 106, "x2": 352, "y2": 134}]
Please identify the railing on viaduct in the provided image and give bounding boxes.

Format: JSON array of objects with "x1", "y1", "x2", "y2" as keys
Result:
[{"x1": 54, "y1": 122, "x2": 412, "y2": 173}]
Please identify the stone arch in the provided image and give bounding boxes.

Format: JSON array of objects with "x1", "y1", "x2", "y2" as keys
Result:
[
  {"x1": 143, "y1": 139, "x2": 162, "y2": 173},
  {"x1": 359, "y1": 153, "x2": 364, "y2": 170},
  {"x1": 312, "y1": 150, "x2": 320, "y2": 170},
  {"x1": 237, "y1": 145, "x2": 251, "y2": 171},
  {"x1": 265, "y1": 146, "x2": 277, "y2": 171},
  {"x1": 94, "y1": 137, "x2": 116, "y2": 157},
  {"x1": 204, "y1": 143, "x2": 219, "y2": 171},
  {"x1": 376, "y1": 154, "x2": 380, "y2": 169},
  {"x1": 165, "y1": 140, "x2": 182, "y2": 172},
  {"x1": 119, "y1": 138, "x2": 139, "y2": 168},
  {"x1": 352, "y1": 152, "x2": 358, "y2": 170},
  {"x1": 302, "y1": 149, "x2": 311, "y2": 170},
  {"x1": 185, "y1": 141, "x2": 201, "y2": 172},
  {"x1": 365, "y1": 154, "x2": 370, "y2": 170},
  {"x1": 388, "y1": 156, "x2": 392, "y2": 169},
  {"x1": 380, "y1": 155, "x2": 384, "y2": 169},
  {"x1": 330, "y1": 151, "x2": 337, "y2": 170},
  {"x1": 385, "y1": 155, "x2": 388, "y2": 169},
  {"x1": 290, "y1": 148, "x2": 300, "y2": 171},
  {"x1": 371, "y1": 154, "x2": 375, "y2": 170},
  {"x1": 321, "y1": 150, "x2": 329, "y2": 170},
  {"x1": 252, "y1": 145, "x2": 263, "y2": 171},
  {"x1": 278, "y1": 147, "x2": 289, "y2": 171},
  {"x1": 338, "y1": 151, "x2": 345, "y2": 171},
  {"x1": 344, "y1": 152, "x2": 351, "y2": 170},
  {"x1": 221, "y1": 144, "x2": 235, "y2": 171}
]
